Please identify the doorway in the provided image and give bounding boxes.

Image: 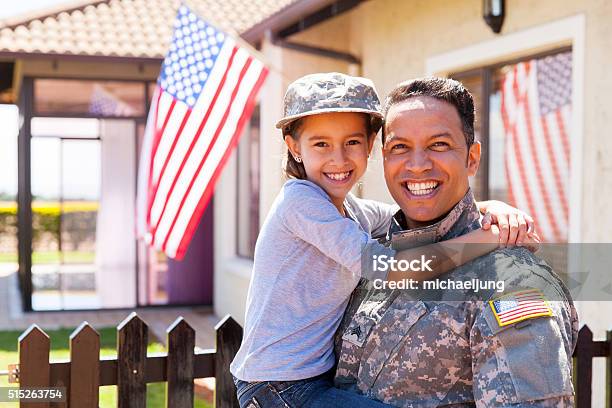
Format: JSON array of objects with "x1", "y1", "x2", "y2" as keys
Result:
[{"x1": 17, "y1": 77, "x2": 214, "y2": 311}]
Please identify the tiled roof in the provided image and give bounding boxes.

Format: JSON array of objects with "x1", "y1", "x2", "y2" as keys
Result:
[{"x1": 0, "y1": 0, "x2": 298, "y2": 59}]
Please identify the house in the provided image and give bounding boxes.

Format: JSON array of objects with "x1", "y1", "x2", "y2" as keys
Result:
[
  {"x1": 215, "y1": 0, "x2": 612, "y2": 339},
  {"x1": 0, "y1": 0, "x2": 297, "y2": 311},
  {"x1": 1, "y1": 1, "x2": 611, "y2": 401}
]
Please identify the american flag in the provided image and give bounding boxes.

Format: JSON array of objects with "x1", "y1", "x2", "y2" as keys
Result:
[
  {"x1": 500, "y1": 51, "x2": 572, "y2": 242},
  {"x1": 137, "y1": 5, "x2": 268, "y2": 259},
  {"x1": 89, "y1": 84, "x2": 136, "y2": 117},
  {"x1": 490, "y1": 289, "x2": 552, "y2": 327}
]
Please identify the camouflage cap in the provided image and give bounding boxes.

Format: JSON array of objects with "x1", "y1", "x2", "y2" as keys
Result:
[{"x1": 275, "y1": 72, "x2": 384, "y2": 133}]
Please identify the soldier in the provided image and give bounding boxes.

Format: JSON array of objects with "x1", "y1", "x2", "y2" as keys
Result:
[{"x1": 334, "y1": 77, "x2": 578, "y2": 407}]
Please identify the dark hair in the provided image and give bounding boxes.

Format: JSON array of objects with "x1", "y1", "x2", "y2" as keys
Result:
[
  {"x1": 283, "y1": 119, "x2": 308, "y2": 180},
  {"x1": 382, "y1": 77, "x2": 475, "y2": 147},
  {"x1": 282, "y1": 113, "x2": 378, "y2": 180}
]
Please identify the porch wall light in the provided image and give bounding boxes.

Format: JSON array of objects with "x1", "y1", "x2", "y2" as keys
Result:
[{"x1": 483, "y1": 0, "x2": 505, "y2": 34}]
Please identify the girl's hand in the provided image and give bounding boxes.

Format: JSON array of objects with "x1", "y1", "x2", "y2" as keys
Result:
[
  {"x1": 522, "y1": 231, "x2": 541, "y2": 253},
  {"x1": 481, "y1": 222, "x2": 540, "y2": 253},
  {"x1": 478, "y1": 200, "x2": 536, "y2": 248}
]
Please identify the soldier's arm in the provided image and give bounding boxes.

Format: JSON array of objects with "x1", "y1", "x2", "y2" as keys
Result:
[{"x1": 470, "y1": 298, "x2": 575, "y2": 407}]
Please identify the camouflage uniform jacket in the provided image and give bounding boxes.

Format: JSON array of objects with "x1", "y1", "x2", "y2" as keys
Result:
[{"x1": 334, "y1": 190, "x2": 579, "y2": 407}]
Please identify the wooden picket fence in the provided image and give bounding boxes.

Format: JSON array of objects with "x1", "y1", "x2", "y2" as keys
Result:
[
  {"x1": 573, "y1": 325, "x2": 612, "y2": 407},
  {"x1": 8, "y1": 313, "x2": 243, "y2": 408},
  {"x1": 6, "y1": 317, "x2": 612, "y2": 407}
]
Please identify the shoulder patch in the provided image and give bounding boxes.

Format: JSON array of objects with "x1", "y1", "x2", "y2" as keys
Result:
[{"x1": 489, "y1": 289, "x2": 552, "y2": 327}]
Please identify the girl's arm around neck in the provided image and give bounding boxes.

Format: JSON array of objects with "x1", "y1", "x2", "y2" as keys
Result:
[{"x1": 385, "y1": 226, "x2": 539, "y2": 283}]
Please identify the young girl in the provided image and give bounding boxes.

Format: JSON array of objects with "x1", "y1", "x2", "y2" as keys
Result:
[{"x1": 230, "y1": 73, "x2": 538, "y2": 408}]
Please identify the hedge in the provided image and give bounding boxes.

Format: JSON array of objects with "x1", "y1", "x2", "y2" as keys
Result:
[{"x1": 0, "y1": 201, "x2": 98, "y2": 249}]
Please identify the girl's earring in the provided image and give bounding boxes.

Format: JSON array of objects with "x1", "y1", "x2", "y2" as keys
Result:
[{"x1": 294, "y1": 156, "x2": 302, "y2": 163}]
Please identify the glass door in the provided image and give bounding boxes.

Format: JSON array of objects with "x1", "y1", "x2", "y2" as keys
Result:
[{"x1": 30, "y1": 118, "x2": 101, "y2": 310}]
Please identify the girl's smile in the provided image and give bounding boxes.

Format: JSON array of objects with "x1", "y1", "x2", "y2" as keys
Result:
[{"x1": 323, "y1": 170, "x2": 353, "y2": 183}]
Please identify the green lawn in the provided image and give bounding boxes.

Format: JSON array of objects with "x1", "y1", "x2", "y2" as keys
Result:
[
  {"x1": 0, "y1": 327, "x2": 212, "y2": 407},
  {"x1": 0, "y1": 251, "x2": 96, "y2": 264}
]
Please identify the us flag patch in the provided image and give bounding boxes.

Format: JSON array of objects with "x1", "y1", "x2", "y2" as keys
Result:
[{"x1": 489, "y1": 289, "x2": 552, "y2": 327}]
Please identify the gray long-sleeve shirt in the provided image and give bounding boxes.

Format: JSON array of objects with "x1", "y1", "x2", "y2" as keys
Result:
[{"x1": 230, "y1": 179, "x2": 397, "y2": 381}]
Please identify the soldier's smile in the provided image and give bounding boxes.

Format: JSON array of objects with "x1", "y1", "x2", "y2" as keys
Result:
[{"x1": 402, "y1": 179, "x2": 441, "y2": 199}]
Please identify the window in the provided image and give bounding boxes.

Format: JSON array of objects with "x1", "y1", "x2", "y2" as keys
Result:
[
  {"x1": 34, "y1": 79, "x2": 146, "y2": 117},
  {"x1": 447, "y1": 73, "x2": 488, "y2": 201},
  {"x1": 236, "y1": 105, "x2": 260, "y2": 258},
  {"x1": 451, "y1": 48, "x2": 572, "y2": 244},
  {"x1": 29, "y1": 117, "x2": 102, "y2": 310},
  {"x1": 27, "y1": 112, "x2": 142, "y2": 310}
]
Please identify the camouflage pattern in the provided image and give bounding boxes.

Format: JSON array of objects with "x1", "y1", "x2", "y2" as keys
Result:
[
  {"x1": 275, "y1": 72, "x2": 384, "y2": 132},
  {"x1": 334, "y1": 190, "x2": 579, "y2": 407}
]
